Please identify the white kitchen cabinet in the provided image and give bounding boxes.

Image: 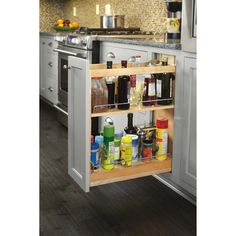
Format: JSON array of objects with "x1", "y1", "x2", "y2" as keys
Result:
[
  {"x1": 180, "y1": 56, "x2": 196, "y2": 192},
  {"x1": 68, "y1": 57, "x2": 176, "y2": 192},
  {"x1": 40, "y1": 35, "x2": 58, "y2": 104}
]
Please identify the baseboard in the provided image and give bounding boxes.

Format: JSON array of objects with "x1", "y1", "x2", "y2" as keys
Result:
[{"x1": 153, "y1": 174, "x2": 196, "y2": 205}]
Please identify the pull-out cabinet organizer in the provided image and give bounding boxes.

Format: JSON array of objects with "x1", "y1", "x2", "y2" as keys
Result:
[{"x1": 68, "y1": 57, "x2": 176, "y2": 192}]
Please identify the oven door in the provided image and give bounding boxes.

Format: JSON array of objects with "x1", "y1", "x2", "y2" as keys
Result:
[{"x1": 58, "y1": 53, "x2": 69, "y2": 107}]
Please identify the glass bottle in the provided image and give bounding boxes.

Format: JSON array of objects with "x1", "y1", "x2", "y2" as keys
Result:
[
  {"x1": 156, "y1": 58, "x2": 175, "y2": 105},
  {"x1": 124, "y1": 113, "x2": 138, "y2": 135},
  {"x1": 105, "y1": 61, "x2": 116, "y2": 109},
  {"x1": 142, "y1": 74, "x2": 156, "y2": 106},
  {"x1": 117, "y1": 60, "x2": 130, "y2": 110}
]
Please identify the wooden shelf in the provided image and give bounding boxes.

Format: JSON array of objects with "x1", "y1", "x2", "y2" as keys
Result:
[
  {"x1": 91, "y1": 104, "x2": 174, "y2": 117},
  {"x1": 90, "y1": 65, "x2": 176, "y2": 77},
  {"x1": 90, "y1": 157, "x2": 172, "y2": 187}
]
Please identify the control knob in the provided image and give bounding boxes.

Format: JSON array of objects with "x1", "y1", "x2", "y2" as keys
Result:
[{"x1": 71, "y1": 37, "x2": 81, "y2": 45}]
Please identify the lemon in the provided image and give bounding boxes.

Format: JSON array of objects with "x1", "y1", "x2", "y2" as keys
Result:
[{"x1": 57, "y1": 19, "x2": 64, "y2": 25}]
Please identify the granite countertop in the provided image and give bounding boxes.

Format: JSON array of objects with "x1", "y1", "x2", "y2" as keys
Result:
[
  {"x1": 40, "y1": 32, "x2": 181, "y2": 50},
  {"x1": 96, "y1": 36, "x2": 181, "y2": 50}
]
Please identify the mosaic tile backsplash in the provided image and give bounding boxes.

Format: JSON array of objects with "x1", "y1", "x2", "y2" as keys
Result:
[
  {"x1": 40, "y1": 0, "x2": 66, "y2": 32},
  {"x1": 40, "y1": 0, "x2": 168, "y2": 33}
]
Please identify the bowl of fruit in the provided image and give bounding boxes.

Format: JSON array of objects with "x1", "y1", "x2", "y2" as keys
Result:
[{"x1": 52, "y1": 19, "x2": 79, "y2": 31}]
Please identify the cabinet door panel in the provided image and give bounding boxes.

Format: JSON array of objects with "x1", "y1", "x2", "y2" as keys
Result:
[
  {"x1": 180, "y1": 57, "x2": 196, "y2": 189},
  {"x1": 68, "y1": 57, "x2": 90, "y2": 192},
  {"x1": 46, "y1": 51, "x2": 58, "y2": 76}
]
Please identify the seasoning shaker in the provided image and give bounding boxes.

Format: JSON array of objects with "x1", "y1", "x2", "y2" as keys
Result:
[{"x1": 137, "y1": 128, "x2": 145, "y2": 159}]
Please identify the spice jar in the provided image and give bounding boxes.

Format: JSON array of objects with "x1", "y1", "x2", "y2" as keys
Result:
[
  {"x1": 143, "y1": 138, "x2": 153, "y2": 161},
  {"x1": 142, "y1": 74, "x2": 156, "y2": 106}
]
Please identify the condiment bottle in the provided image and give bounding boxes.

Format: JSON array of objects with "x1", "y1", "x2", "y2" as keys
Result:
[
  {"x1": 156, "y1": 57, "x2": 175, "y2": 105},
  {"x1": 156, "y1": 117, "x2": 168, "y2": 161},
  {"x1": 103, "y1": 124, "x2": 115, "y2": 170},
  {"x1": 142, "y1": 74, "x2": 156, "y2": 106},
  {"x1": 105, "y1": 61, "x2": 116, "y2": 109},
  {"x1": 124, "y1": 113, "x2": 138, "y2": 135},
  {"x1": 117, "y1": 60, "x2": 130, "y2": 110},
  {"x1": 121, "y1": 136, "x2": 132, "y2": 167}
]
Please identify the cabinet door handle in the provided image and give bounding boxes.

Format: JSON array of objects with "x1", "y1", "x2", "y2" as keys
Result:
[
  {"x1": 48, "y1": 62, "x2": 53, "y2": 67},
  {"x1": 48, "y1": 42, "x2": 53, "y2": 47},
  {"x1": 42, "y1": 42, "x2": 46, "y2": 45},
  {"x1": 106, "y1": 52, "x2": 115, "y2": 59},
  {"x1": 48, "y1": 87, "x2": 54, "y2": 92}
]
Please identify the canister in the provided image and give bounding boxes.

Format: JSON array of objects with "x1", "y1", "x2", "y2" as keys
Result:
[
  {"x1": 143, "y1": 138, "x2": 153, "y2": 161},
  {"x1": 91, "y1": 142, "x2": 99, "y2": 169},
  {"x1": 121, "y1": 136, "x2": 132, "y2": 167},
  {"x1": 127, "y1": 134, "x2": 139, "y2": 161},
  {"x1": 156, "y1": 118, "x2": 168, "y2": 161}
]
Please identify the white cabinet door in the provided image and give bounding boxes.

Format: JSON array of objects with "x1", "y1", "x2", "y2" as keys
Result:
[
  {"x1": 180, "y1": 56, "x2": 196, "y2": 191},
  {"x1": 68, "y1": 57, "x2": 90, "y2": 192},
  {"x1": 40, "y1": 37, "x2": 47, "y2": 97}
]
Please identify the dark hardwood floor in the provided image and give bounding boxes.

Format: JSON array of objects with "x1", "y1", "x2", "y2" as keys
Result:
[{"x1": 40, "y1": 100, "x2": 196, "y2": 236}]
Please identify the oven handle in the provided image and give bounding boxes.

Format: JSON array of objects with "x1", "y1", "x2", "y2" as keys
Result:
[
  {"x1": 54, "y1": 104, "x2": 68, "y2": 116},
  {"x1": 53, "y1": 48, "x2": 78, "y2": 56}
]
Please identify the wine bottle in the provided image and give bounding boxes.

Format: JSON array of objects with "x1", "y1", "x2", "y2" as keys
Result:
[
  {"x1": 117, "y1": 60, "x2": 130, "y2": 110},
  {"x1": 124, "y1": 113, "x2": 138, "y2": 135}
]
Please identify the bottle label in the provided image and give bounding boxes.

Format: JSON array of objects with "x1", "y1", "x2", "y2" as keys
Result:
[
  {"x1": 148, "y1": 83, "x2": 156, "y2": 96},
  {"x1": 130, "y1": 75, "x2": 136, "y2": 87},
  {"x1": 156, "y1": 80, "x2": 162, "y2": 98}
]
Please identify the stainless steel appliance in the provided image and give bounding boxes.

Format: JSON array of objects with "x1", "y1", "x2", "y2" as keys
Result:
[
  {"x1": 100, "y1": 15, "x2": 125, "y2": 29},
  {"x1": 54, "y1": 34, "x2": 100, "y2": 129}
]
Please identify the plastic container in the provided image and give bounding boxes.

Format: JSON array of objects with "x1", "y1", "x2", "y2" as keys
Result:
[
  {"x1": 121, "y1": 136, "x2": 132, "y2": 167},
  {"x1": 156, "y1": 118, "x2": 168, "y2": 161},
  {"x1": 127, "y1": 134, "x2": 139, "y2": 161},
  {"x1": 91, "y1": 142, "x2": 99, "y2": 169},
  {"x1": 91, "y1": 77, "x2": 108, "y2": 113},
  {"x1": 103, "y1": 125, "x2": 115, "y2": 170}
]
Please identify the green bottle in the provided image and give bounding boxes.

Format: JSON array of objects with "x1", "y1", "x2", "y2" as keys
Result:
[{"x1": 103, "y1": 125, "x2": 115, "y2": 170}]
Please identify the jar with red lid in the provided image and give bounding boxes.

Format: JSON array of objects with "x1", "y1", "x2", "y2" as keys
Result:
[{"x1": 142, "y1": 74, "x2": 156, "y2": 106}]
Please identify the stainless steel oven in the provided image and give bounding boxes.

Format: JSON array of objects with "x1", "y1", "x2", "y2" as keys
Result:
[{"x1": 54, "y1": 35, "x2": 99, "y2": 128}]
